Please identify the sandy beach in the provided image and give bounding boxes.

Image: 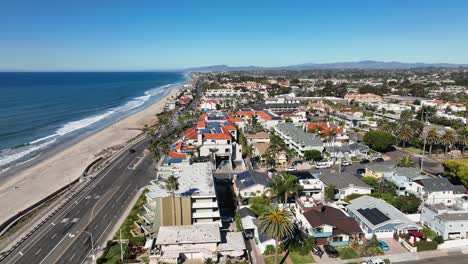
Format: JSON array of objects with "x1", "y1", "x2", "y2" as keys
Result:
[{"x1": 0, "y1": 83, "x2": 185, "y2": 226}]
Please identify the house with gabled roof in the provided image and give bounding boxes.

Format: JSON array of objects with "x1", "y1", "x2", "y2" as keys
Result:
[
  {"x1": 295, "y1": 205, "x2": 363, "y2": 246},
  {"x1": 406, "y1": 178, "x2": 466, "y2": 205},
  {"x1": 233, "y1": 170, "x2": 272, "y2": 200},
  {"x1": 347, "y1": 196, "x2": 421, "y2": 238}
]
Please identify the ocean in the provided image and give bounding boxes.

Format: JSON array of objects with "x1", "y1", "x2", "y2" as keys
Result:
[{"x1": 0, "y1": 72, "x2": 187, "y2": 175}]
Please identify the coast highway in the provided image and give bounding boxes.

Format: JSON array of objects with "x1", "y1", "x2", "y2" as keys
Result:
[{"x1": 1, "y1": 137, "x2": 155, "y2": 264}]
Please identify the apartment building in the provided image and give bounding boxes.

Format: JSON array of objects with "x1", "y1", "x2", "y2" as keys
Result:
[
  {"x1": 274, "y1": 123, "x2": 323, "y2": 157},
  {"x1": 141, "y1": 162, "x2": 220, "y2": 235}
]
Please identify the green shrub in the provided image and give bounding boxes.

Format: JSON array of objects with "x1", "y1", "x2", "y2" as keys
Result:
[
  {"x1": 421, "y1": 227, "x2": 438, "y2": 240},
  {"x1": 384, "y1": 259, "x2": 391, "y2": 264},
  {"x1": 433, "y1": 235, "x2": 444, "y2": 244},
  {"x1": 263, "y1": 245, "x2": 275, "y2": 256},
  {"x1": 416, "y1": 240, "x2": 438, "y2": 251}
]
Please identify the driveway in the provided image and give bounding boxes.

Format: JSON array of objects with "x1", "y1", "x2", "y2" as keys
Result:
[{"x1": 381, "y1": 237, "x2": 408, "y2": 255}]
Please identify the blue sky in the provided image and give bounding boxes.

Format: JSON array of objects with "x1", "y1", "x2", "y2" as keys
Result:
[{"x1": 1, "y1": 0, "x2": 468, "y2": 71}]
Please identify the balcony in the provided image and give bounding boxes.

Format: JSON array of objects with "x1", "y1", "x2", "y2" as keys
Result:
[
  {"x1": 192, "y1": 201, "x2": 218, "y2": 209},
  {"x1": 329, "y1": 241, "x2": 349, "y2": 247},
  {"x1": 192, "y1": 210, "x2": 221, "y2": 219},
  {"x1": 138, "y1": 211, "x2": 155, "y2": 225}
]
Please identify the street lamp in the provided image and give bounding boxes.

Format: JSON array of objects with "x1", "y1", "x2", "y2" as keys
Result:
[{"x1": 81, "y1": 231, "x2": 96, "y2": 264}]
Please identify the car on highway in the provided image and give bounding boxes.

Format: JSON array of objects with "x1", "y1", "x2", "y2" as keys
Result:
[
  {"x1": 129, "y1": 148, "x2": 136, "y2": 154},
  {"x1": 360, "y1": 159, "x2": 370, "y2": 164},
  {"x1": 323, "y1": 244, "x2": 339, "y2": 258},
  {"x1": 378, "y1": 240, "x2": 390, "y2": 251}
]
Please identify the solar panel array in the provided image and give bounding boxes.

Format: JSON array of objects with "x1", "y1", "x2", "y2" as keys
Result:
[{"x1": 357, "y1": 208, "x2": 390, "y2": 225}]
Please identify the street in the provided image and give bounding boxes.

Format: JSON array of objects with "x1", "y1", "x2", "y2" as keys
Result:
[
  {"x1": 0, "y1": 138, "x2": 155, "y2": 264},
  {"x1": 398, "y1": 254, "x2": 467, "y2": 264}
]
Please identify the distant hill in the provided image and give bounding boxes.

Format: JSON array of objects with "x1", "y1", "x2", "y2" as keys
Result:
[{"x1": 183, "y1": 60, "x2": 467, "y2": 72}]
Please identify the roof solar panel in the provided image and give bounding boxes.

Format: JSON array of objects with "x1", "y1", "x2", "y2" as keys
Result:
[{"x1": 357, "y1": 208, "x2": 390, "y2": 225}]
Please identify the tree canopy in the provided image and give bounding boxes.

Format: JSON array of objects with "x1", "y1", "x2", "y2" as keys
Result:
[
  {"x1": 443, "y1": 159, "x2": 468, "y2": 187},
  {"x1": 363, "y1": 130, "x2": 395, "y2": 152},
  {"x1": 304, "y1": 150, "x2": 322, "y2": 161}
]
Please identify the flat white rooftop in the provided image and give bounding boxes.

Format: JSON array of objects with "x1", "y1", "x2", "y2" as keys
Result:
[
  {"x1": 156, "y1": 223, "x2": 221, "y2": 245},
  {"x1": 148, "y1": 162, "x2": 215, "y2": 198}
]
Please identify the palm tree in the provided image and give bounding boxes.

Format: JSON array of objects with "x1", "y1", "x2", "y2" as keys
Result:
[
  {"x1": 280, "y1": 173, "x2": 301, "y2": 206},
  {"x1": 285, "y1": 148, "x2": 296, "y2": 165},
  {"x1": 266, "y1": 176, "x2": 285, "y2": 205},
  {"x1": 164, "y1": 175, "x2": 180, "y2": 225},
  {"x1": 399, "y1": 125, "x2": 414, "y2": 148},
  {"x1": 426, "y1": 128, "x2": 440, "y2": 155},
  {"x1": 395, "y1": 154, "x2": 415, "y2": 167},
  {"x1": 260, "y1": 206, "x2": 296, "y2": 264},
  {"x1": 457, "y1": 126, "x2": 468, "y2": 154},
  {"x1": 440, "y1": 130, "x2": 457, "y2": 155}
]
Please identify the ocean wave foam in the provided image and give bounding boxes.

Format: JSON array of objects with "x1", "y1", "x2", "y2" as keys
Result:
[
  {"x1": 0, "y1": 138, "x2": 56, "y2": 167},
  {"x1": 0, "y1": 82, "x2": 176, "y2": 170}
]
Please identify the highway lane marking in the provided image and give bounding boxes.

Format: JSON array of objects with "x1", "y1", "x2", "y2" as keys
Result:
[
  {"x1": 34, "y1": 248, "x2": 42, "y2": 255},
  {"x1": 71, "y1": 218, "x2": 80, "y2": 223},
  {"x1": 76, "y1": 209, "x2": 80, "y2": 214},
  {"x1": 11, "y1": 143, "x2": 135, "y2": 263},
  {"x1": 115, "y1": 185, "x2": 130, "y2": 202},
  {"x1": 69, "y1": 253, "x2": 76, "y2": 261},
  {"x1": 111, "y1": 204, "x2": 115, "y2": 208},
  {"x1": 82, "y1": 237, "x2": 88, "y2": 245},
  {"x1": 51, "y1": 233, "x2": 57, "y2": 239},
  {"x1": 38, "y1": 233, "x2": 70, "y2": 264}
]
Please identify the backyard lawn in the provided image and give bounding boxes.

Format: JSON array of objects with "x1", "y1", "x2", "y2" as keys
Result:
[{"x1": 289, "y1": 251, "x2": 315, "y2": 264}]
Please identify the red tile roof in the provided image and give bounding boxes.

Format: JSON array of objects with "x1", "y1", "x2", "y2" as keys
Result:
[
  {"x1": 169, "y1": 150, "x2": 187, "y2": 159},
  {"x1": 183, "y1": 127, "x2": 198, "y2": 139},
  {"x1": 197, "y1": 120, "x2": 206, "y2": 129},
  {"x1": 256, "y1": 111, "x2": 272, "y2": 120},
  {"x1": 235, "y1": 111, "x2": 255, "y2": 118},
  {"x1": 203, "y1": 133, "x2": 231, "y2": 140}
]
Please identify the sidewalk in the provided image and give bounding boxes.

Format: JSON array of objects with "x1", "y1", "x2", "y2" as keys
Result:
[{"x1": 342, "y1": 245, "x2": 468, "y2": 263}]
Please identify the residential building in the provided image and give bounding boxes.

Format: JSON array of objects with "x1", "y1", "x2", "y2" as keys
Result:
[
  {"x1": 421, "y1": 201, "x2": 468, "y2": 240},
  {"x1": 406, "y1": 178, "x2": 466, "y2": 205},
  {"x1": 200, "y1": 99, "x2": 218, "y2": 111},
  {"x1": 378, "y1": 167, "x2": 431, "y2": 195},
  {"x1": 295, "y1": 205, "x2": 363, "y2": 246},
  {"x1": 289, "y1": 171, "x2": 324, "y2": 201},
  {"x1": 234, "y1": 170, "x2": 272, "y2": 200},
  {"x1": 153, "y1": 223, "x2": 246, "y2": 263},
  {"x1": 141, "y1": 162, "x2": 220, "y2": 235},
  {"x1": 347, "y1": 195, "x2": 421, "y2": 238},
  {"x1": 256, "y1": 110, "x2": 283, "y2": 130},
  {"x1": 331, "y1": 143, "x2": 370, "y2": 160},
  {"x1": 244, "y1": 131, "x2": 270, "y2": 145},
  {"x1": 313, "y1": 171, "x2": 373, "y2": 201},
  {"x1": 274, "y1": 123, "x2": 323, "y2": 157}
]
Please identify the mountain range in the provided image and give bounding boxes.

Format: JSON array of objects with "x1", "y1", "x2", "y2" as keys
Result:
[{"x1": 183, "y1": 60, "x2": 467, "y2": 72}]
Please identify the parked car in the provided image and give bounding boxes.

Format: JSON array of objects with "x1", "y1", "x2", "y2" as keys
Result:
[
  {"x1": 436, "y1": 173, "x2": 449, "y2": 179},
  {"x1": 360, "y1": 159, "x2": 370, "y2": 164},
  {"x1": 374, "y1": 157, "x2": 384, "y2": 162},
  {"x1": 378, "y1": 240, "x2": 390, "y2": 251},
  {"x1": 356, "y1": 168, "x2": 366, "y2": 175},
  {"x1": 286, "y1": 166, "x2": 297, "y2": 171},
  {"x1": 362, "y1": 259, "x2": 385, "y2": 264},
  {"x1": 323, "y1": 244, "x2": 339, "y2": 258},
  {"x1": 221, "y1": 216, "x2": 234, "y2": 223},
  {"x1": 342, "y1": 160, "x2": 352, "y2": 166},
  {"x1": 312, "y1": 245, "x2": 324, "y2": 258}
]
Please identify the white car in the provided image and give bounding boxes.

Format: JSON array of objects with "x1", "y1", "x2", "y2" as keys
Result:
[
  {"x1": 362, "y1": 259, "x2": 385, "y2": 264},
  {"x1": 315, "y1": 161, "x2": 332, "y2": 169},
  {"x1": 342, "y1": 160, "x2": 352, "y2": 166},
  {"x1": 285, "y1": 166, "x2": 297, "y2": 171}
]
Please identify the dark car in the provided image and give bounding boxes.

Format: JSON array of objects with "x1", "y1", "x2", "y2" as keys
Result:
[
  {"x1": 360, "y1": 159, "x2": 370, "y2": 164},
  {"x1": 374, "y1": 157, "x2": 384, "y2": 162},
  {"x1": 323, "y1": 245, "x2": 339, "y2": 258},
  {"x1": 129, "y1": 148, "x2": 136, "y2": 154},
  {"x1": 356, "y1": 168, "x2": 366, "y2": 175}
]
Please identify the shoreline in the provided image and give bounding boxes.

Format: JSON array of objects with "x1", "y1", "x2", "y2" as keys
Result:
[{"x1": 0, "y1": 80, "x2": 188, "y2": 226}]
